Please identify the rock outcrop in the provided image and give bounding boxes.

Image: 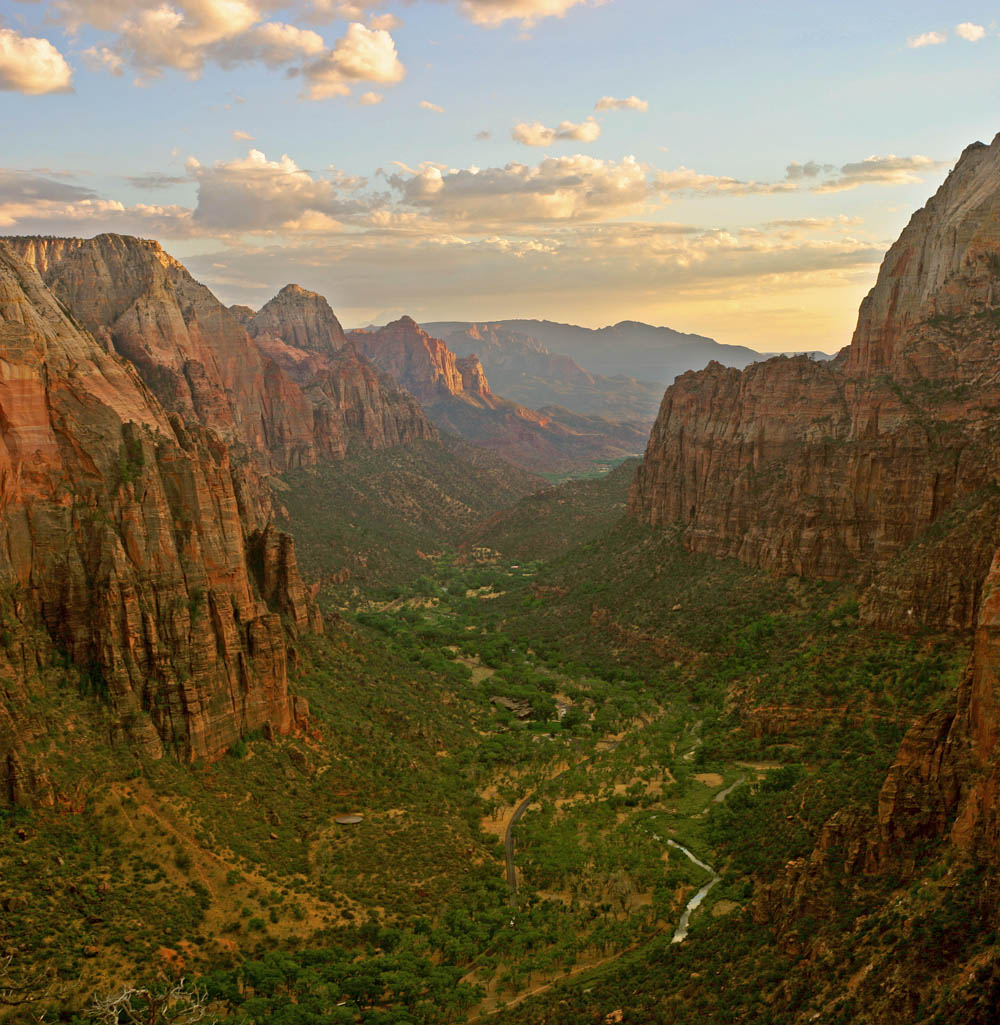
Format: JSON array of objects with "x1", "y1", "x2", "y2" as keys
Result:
[
  {"x1": 636, "y1": 133, "x2": 1000, "y2": 930},
  {"x1": 0, "y1": 240, "x2": 320, "y2": 788},
  {"x1": 8, "y1": 239, "x2": 439, "y2": 473},
  {"x1": 629, "y1": 134, "x2": 1000, "y2": 635},
  {"x1": 247, "y1": 289, "x2": 437, "y2": 456},
  {"x1": 8, "y1": 235, "x2": 320, "y2": 473},
  {"x1": 247, "y1": 283, "x2": 347, "y2": 356}
]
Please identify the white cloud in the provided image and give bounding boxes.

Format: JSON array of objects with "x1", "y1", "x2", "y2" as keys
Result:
[
  {"x1": 907, "y1": 30, "x2": 947, "y2": 48},
  {"x1": 233, "y1": 129, "x2": 254, "y2": 140},
  {"x1": 656, "y1": 167, "x2": 795, "y2": 196},
  {"x1": 956, "y1": 21, "x2": 986, "y2": 41},
  {"x1": 812, "y1": 154, "x2": 945, "y2": 192},
  {"x1": 188, "y1": 147, "x2": 368, "y2": 230},
  {"x1": 0, "y1": 28, "x2": 74, "y2": 94},
  {"x1": 301, "y1": 22, "x2": 404, "y2": 99},
  {"x1": 83, "y1": 45, "x2": 125, "y2": 75},
  {"x1": 458, "y1": 0, "x2": 599, "y2": 27},
  {"x1": 368, "y1": 13, "x2": 400, "y2": 30},
  {"x1": 358, "y1": 90, "x2": 383, "y2": 104},
  {"x1": 389, "y1": 153, "x2": 649, "y2": 227},
  {"x1": 512, "y1": 116, "x2": 601, "y2": 146},
  {"x1": 594, "y1": 94, "x2": 648, "y2": 112},
  {"x1": 420, "y1": 99, "x2": 444, "y2": 112}
]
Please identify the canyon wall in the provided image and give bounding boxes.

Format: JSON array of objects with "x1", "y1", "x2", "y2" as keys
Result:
[{"x1": 0, "y1": 242, "x2": 322, "y2": 795}]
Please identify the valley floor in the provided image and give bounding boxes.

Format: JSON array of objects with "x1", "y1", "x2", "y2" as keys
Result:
[{"x1": 2, "y1": 454, "x2": 992, "y2": 1025}]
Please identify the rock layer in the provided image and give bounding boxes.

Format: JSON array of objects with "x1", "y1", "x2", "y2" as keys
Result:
[
  {"x1": 629, "y1": 133, "x2": 1000, "y2": 635},
  {"x1": 0, "y1": 241, "x2": 319, "y2": 786}
]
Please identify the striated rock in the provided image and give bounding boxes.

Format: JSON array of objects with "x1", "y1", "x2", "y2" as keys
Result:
[
  {"x1": 248, "y1": 283, "x2": 347, "y2": 356},
  {"x1": 0, "y1": 241, "x2": 319, "y2": 779},
  {"x1": 629, "y1": 133, "x2": 1000, "y2": 634},
  {"x1": 8, "y1": 235, "x2": 320, "y2": 473}
]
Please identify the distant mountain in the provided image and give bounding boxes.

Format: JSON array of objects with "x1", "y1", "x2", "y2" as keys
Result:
[
  {"x1": 350, "y1": 317, "x2": 648, "y2": 474},
  {"x1": 420, "y1": 321, "x2": 664, "y2": 422},
  {"x1": 423, "y1": 318, "x2": 828, "y2": 390}
]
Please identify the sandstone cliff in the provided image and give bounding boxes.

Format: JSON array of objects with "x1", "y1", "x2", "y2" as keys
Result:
[
  {"x1": 248, "y1": 289, "x2": 437, "y2": 456},
  {"x1": 629, "y1": 134, "x2": 1000, "y2": 635},
  {"x1": 634, "y1": 133, "x2": 1000, "y2": 951},
  {"x1": 248, "y1": 283, "x2": 347, "y2": 356},
  {"x1": 0, "y1": 242, "x2": 318, "y2": 795},
  {"x1": 8, "y1": 238, "x2": 439, "y2": 473}
]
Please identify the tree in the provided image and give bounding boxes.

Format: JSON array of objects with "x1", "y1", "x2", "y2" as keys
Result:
[{"x1": 88, "y1": 980, "x2": 214, "y2": 1025}]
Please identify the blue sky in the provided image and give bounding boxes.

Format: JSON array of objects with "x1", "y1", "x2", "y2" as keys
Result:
[{"x1": 1, "y1": 0, "x2": 998, "y2": 351}]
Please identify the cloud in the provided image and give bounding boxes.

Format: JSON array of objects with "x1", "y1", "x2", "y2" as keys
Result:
[
  {"x1": 907, "y1": 30, "x2": 947, "y2": 48},
  {"x1": 388, "y1": 153, "x2": 649, "y2": 227},
  {"x1": 784, "y1": 160, "x2": 835, "y2": 180},
  {"x1": 764, "y1": 215, "x2": 863, "y2": 231},
  {"x1": 458, "y1": 0, "x2": 599, "y2": 27},
  {"x1": 126, "y1": 172, "x2": 188, "y2": 189},
  {"x1": 233, "y1": 129, "x2": 254, "y2": 141},
  {"x1": 300, "y1": 22, "x2": 405, "y2": 99},
  {"x1": 594, "y1": 95, "x2": 648, "y2": 112},
  {"x1": 187, "y1": 147, "x2": 368, "y2": 231},
  {"x1": 512, "y1": 116, "x2": 601, "y2": 146},
  {"x1": 68, "y1": 3, "x2": 403, "y2": 100},
  {"x1": 655, "y1": 167, "x2": 795, "y2": 196},
  {"x1": 0, "y1": 28, "x2": 74, "y2": 94},
  {"x1": 420, "y1": 99, "x2": 445, "y2": 112},
  {"x1": 956, "y1": 22, "x2": 986, "y2": 41},
  {"x1": 358, "y1": 90, "x2": 383, "y2": 104},
  {"x1": 475, "y1": 129, "x2": 492, "y2": 140},
  {"x1": 368, "y1": 13, "x2": 400, "y2": 30},
  {"x1": 811, "y1": 154, "x2": 945, "y2": 192}
]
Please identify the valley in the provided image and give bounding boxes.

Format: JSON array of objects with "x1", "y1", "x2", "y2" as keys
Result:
[{"x1": 3, "y1": 132, "x2": 1000, "y2": 1025}]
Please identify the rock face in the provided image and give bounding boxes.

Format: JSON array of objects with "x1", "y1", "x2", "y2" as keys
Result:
[
  {"x1": 629, "y1": 134, "x2": 1000, "y2": 635},
  {"x1": 247, "y1": 292, "x2": 437, "y2": 457},
  {"x1": 248, "y1": 283, "x2": 347, "y2": 356},
  {"x1": 352, "y1": 317, "x2": 647, "y2": 473},
  {"x1": 630, "y1": 134, "x2": 1000, "y2": 905},
  {"x1": 9, "y1": 235, "x2": 320, "y2": 473},
  {"x1": 8, "y1": 238, "x2": 438, "y2": 471},
  {"x1": 0, "y1": 242, "x2": 320, "y2": 786}
]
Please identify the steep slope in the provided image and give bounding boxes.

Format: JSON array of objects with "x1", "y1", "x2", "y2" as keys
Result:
[
  {"x1": 0, "y1": 242, "x2": 319, "y2": 794},
  {"x1": 423, "y1": 321, "x2": 664, "y2": 422},
  {"x1": 351, "y1": 317, "x2": 647, "y2": 474},
  {"x1": 7, "y1": 238, "x2": 438, "y2": 472},
  {"x1": 9, "y1": 235, "x2": 320, "y2": 472},
  {"x1": 630, "y1": 136, "x2": 1000, "y2": 635},
  {"x1": 626, "y1": 132, "x2": 1000, "y2": 1001},
  {"x1": 246, "y1": 287, "x2": 437, "y2": 456}
]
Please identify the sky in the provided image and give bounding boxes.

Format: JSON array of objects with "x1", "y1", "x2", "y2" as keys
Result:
[{"x1": 0, "y1": 1, "x2": 998, "y2": 353}]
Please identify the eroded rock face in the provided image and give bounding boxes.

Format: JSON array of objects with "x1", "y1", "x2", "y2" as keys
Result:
[
  {"x1": 248, "y1": 283, "x2": 347, "y2": 356},
  {"x1": 247, "y1": 294, "x2": 438, "y2": 456},
  {"x1": 352, "y1": 317, "x2": 469, "y2": 404},
  {"x1": 8, "y1": 234, "x2": 319, "y2": 473},
  {"x1": 0, "y1": 241, "x2": 318, "y2": 782},
  {"x1": 629, "y1": 133, "x2": 1000, "y2": 633},
  {"x1": 661, "y1": 134, "x2": 1000, "y2": 916}
]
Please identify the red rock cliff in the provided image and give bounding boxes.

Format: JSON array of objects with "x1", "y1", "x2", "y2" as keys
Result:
[
  {"x1": 0, "y1": 241, "x2": 317, "y2": 788},
  {"x1": 629, "y1": 133, "x2": 1000, "y2": 634}
]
